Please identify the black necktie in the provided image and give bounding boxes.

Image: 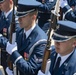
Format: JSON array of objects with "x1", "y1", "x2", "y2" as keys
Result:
[
  {"x1": 23, "y1": 33, "x2": 26, "y2": 41},
  {"x1": 52, "y1": 57, "x2": 61, "y2": 75},
  {"x1": 22, "y1": 33, "x2": 26, "y2": 45}
]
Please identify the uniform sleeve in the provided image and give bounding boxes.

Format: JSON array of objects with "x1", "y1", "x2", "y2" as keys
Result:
[
  {"x1": 0, "y1": 25, "x2": 20, "y2": 49},
  {"x1": 65, "y1": 10, "x2": 76, "y2": 22},
  {"x1": 62, "y1": 5, "x2": 76, "y2": 22},
  {"x1": 0, "y1": 36, "x2": 8, "y2": 48},
  {"x1": 38, "y1": 0, "x2": 57, "y2": 12},
  {"x1": 11, "y1": 42, "x2": 47, "y2": 75}
]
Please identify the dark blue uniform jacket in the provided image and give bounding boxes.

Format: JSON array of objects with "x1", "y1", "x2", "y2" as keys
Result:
[
  {"x1": 50, "y1": 47, "x2": 76, "y2": 75},
  {"x1": 10, "y1": 25, "x2": 47, "y2": 75}
]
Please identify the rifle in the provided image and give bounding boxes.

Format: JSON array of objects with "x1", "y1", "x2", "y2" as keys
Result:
[
  {"x1": 7, "y1": 0, "x2": 17, "y2": 70},
  {"x1": 41, "y1": 0, "x2": 60, "y2": 74},
  {"x1": 59, "y1": 7, "x2": 63, "y2": 20}
]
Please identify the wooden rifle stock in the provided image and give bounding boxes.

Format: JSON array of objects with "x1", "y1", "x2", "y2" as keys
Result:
[
  {"x1": 9, "y1": 4, "x2": 15, "y2": 43},
  {"x1": 59, "y1": 7, "x2": 63, "y2": 20},
  {"x1": 7, "y1": 0, "x2": 16, "y2": 70},
  {"x1": 41, "y1": 0, "x2": 60, "y2": 73}
]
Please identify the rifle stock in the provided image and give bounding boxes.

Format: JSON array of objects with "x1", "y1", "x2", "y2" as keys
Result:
[
  {"x1": 59, "y1": 7, "x2": 63, "y2": 20},
  {"x1": 41, "y1": 0, "x2": 60, "y2": 73},
  {"x1": 41, "y1": 45, "x2": 51, "y2": 73},
  {"x1": 7, "y1": 0, "x2": 17, "y2": 70}
]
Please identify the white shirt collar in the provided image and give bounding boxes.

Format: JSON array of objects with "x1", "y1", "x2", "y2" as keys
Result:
[
  {"x1": 24, "y1": 23, "x2": 36, "y2": 38},
  {"x1": 4, "y1": 8, "x2": 13, "y2": 18},
  {"x1": 57, "y1": 49, "x2": 75, "y2": 66}
]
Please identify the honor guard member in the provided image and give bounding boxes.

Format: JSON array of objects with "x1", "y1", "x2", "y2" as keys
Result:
[
  {"x1": 60, "y1": 0, "x2": 76, "y2": 22},
  {"x1": 5, "y1": 0, "x2": 47, "y2": 75},
  {"x1": 40, "y1": 0, "x2": 76, "y2": 34},
  {"x1": 37, "y1": 0, "x2": 57, "y2": 29},
  {"x1": 0, "y1": 0, "x2": 20, "y2": 74},
  {"x1": 38, "y1": 20, "x2": 76, "y2": 75}
]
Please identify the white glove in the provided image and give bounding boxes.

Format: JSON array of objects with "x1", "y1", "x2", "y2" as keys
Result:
[
  {"x1": 37, "y1": 70, "x2": 51, "y2": 75},
  {"x1": 0, "y1": 34, "x2": 3, "y2": 37},
  {"x1": 6, "y1": 41, "x2": 17, "y2": 55},
  {"x1": 6, "y1": 67, "x2": 14, "y2": 75},
  {"x1": 60, "y1": 0, "x2": 68, "y2": 8}
]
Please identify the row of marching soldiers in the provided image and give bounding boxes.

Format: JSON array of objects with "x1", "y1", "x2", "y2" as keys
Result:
[{"x1": 0, "y1": 0, "x2": 76, "y2": 75}]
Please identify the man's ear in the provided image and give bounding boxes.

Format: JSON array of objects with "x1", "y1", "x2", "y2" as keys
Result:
[
  {"x1": 73, "y1": 40, "x2": 76, "y2": 47},
  {"x1": 32, "y1": 15, "x2": 36, "y2": 20},
  {"x1": 10, "y1": 0, "x2": 13, "y2": 4}
]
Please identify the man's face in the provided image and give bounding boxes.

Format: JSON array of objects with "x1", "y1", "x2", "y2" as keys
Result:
[
  {"x1": 0, "y1": 0, "x2": 10, "y2": 12},
  {"x1": 54, "y1": 38, "x2": 76, "y2": 56},
  {"x1": 18, "y1": 13, "x2": 33, "y2": 30}
]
